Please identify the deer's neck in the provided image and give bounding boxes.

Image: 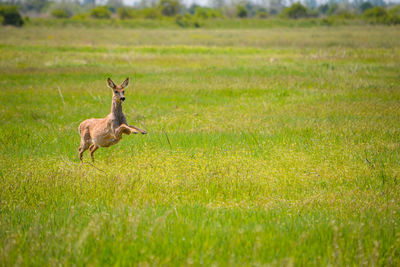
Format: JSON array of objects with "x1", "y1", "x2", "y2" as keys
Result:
[{"x1": 111, "y1": 98, "x2": 124, "y2": 118}]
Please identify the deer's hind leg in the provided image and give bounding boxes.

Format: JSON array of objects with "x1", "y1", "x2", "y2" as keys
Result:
[
  {"x1": 78, "y1": 140, "x2": 90, "y2": 162},
  {"x1": 89, "y1": 144, "x2": 99, "y2": 162},
  {"x1": 78, "y1": 130, "x2": 92, "y2": 162}
]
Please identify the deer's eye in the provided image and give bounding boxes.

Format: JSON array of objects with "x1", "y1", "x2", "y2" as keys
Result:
[{"x1": 114, "y1": 91, "x2": 118, "y2": 94}]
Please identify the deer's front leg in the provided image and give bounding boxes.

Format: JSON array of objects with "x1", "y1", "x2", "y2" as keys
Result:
[
  {"x1": 115, "y1": 124, "x2": 139, "y2": 139},
  {"x1": 129, "y1": 125, "x2": 147, "y2": 134}
]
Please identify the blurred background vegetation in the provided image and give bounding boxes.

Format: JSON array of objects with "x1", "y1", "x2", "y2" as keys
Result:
[{"x1": 0, "y1": 0, "x2": 399, "y2": 27}]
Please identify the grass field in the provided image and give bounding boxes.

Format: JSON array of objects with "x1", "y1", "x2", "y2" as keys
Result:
[{"x1": 0, "y1": 24, "x2": 399, "y2": 266}]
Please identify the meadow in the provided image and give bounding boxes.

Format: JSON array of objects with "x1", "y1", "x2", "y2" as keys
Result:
[{"x1": 0, "y1": 24, "x2": 399, "y2": 266}]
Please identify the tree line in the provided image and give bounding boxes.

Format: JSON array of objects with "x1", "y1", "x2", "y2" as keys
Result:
[{"x1": 1, "y1": 0, "x2": 399, "y2": 27}]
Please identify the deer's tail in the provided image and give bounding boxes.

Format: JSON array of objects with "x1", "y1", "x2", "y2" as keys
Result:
[{"x1": 78, "y1": 122, "x2": 83, "y2": 136}]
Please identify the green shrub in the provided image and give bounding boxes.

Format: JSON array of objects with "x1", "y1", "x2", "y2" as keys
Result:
[
  {"x1": 105, "y1": 5, "x2": 117, "y2": 13},
  {"x1": 362, "y1": 6, "x2": 387, "y2": 23},
  {"x1": 0, "y1": 5, "x2": 24, "y2": 27},
  {"x1": 385, "y1": 14, "x2": 400, "y2": 24},
  {"x1": 89, "y1": 6, "x2": 111, "y2": 19},
  {"x1": 255, "y1": 11, "x2": 268, "y2": 18},
  {"x1": 51, "y1": 8, "x2": 71, "y2": 19},
  {"x1": 141, "y1": 8, "x2": 161, "y2": 19},
  {"x1": 281, "y1": 3, "x2": 308, "y2": 19},
  {"x1": 71, "y1": 13, "x2": 88, "y2": 20},
  {"x1": 321, "y1": 17, "x2": 334, "y2": 25},
  {"x1": 388, "y1": 5, "x2": 400, "y2": 16},
  {"x1": 117, "y1": 7, "x2": 134, "y2": 19},
  {"x1": 193, "y1": 7, "x2": 207, "y2": 19},
  {"x1": 269, "y1": 8, "x2": 278, "y2": 15},
  {"x1": 194, "y1": 7, "x2": 222, "y2": 19},
  {"x1": 362, "y1": 6, "x2": 400, "y2": 24},
  {"x1": 175, "y1": 13, "x2": 202, "y2": 28},
  {"x1": 307, "y1": 9, "x2": 320, "y2": 18},
  {"x1": 236, "y1": 5, "x2": 248, "y2": 18},
  {"x1": 335, "y1": 10, "x2": 356, "y2": 19},
  {"x1": 175, "y1": 14, "x2": 189, "y2": 27},
  {"x1": 363, "y1": 6, "x2": 387, "y2": 18}
]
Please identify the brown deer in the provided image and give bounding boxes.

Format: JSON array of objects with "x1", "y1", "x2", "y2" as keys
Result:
[{"x1": 78, "y1": 77, "x2": 147, "y2": 162}]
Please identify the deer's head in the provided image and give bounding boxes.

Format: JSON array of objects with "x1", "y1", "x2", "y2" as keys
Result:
[{"x1": 107, "y1": 77, "x2": 129, "y2": 103}]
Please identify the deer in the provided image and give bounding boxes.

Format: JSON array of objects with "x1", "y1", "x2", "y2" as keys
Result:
[{"x1": 78, "y1": 77, "x2": 147, "y2": 162}]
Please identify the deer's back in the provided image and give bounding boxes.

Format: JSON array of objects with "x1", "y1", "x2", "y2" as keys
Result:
[{"x1": 79, "y1": 118, "x2": 106, "y2": 134}]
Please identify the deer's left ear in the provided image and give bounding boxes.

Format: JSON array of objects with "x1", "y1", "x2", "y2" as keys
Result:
[{"x1": 121, "y1": 77, "x2": 129, "y2": 88}]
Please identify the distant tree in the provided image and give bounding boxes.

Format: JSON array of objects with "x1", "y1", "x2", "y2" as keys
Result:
[
  {"x1": 305, "y1": 0, "x2": 317, "y2": 9},
  {"x1": 188, "y1": 3, "x2": 199, "y2": 15},
  {"x1": 359, "y1": 2, "x2": 373, "y2": 12},
  {"x1": 369, "y1": 0, "x2": 385, "y2": 7},
  {"x1": 318, "y1": 4, "x2": 329, "y2": 14},
  {"x1": 236, "y1": 5, "x2": 248, "y2": 18},
  {"x1": 106, "y1": 0, "x2": 123, "y2": 11},
  {"x1": 83, "y1": 0, "x2": 96, "y2": 6},
  {"x1": 158, "y1": 0, "x2": 180, "y2": 16},
  {"x1": 210, "y1": 0, "x2": 225, "y2": 9},
  {"x1": 47, "y1": 2, "x2": 82, "y2": 18},
  {"x1": 0, "y1": 5, "x2": 23, "y2": 26},
  {"x1": 269, "y1": 0, "x2": 283, "y2": 14},
  {"x1": 137, "y1": 0, "x2": 158, "y2": 8},
  {"x1": 21, "y1": 0, "x2": 49, "y2": 13},
  {"x1": 243, "y1": 2, "x2": 258, "y2": 17},
  {"x1": 326, "y1": 3, "x2": 339, "y2": 15},
  {"x1": 281, "y1": 2, "x2": 308, "y2": 19}
]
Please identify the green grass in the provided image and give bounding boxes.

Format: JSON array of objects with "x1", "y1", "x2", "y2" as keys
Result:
[{"x1": 0, "y1": 25, "x2": 400, "y2": 266}]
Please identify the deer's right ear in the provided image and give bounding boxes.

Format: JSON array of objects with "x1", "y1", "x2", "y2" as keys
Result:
[{"x1": 107, "y1": 78, "x2": 117, "y2": 89}]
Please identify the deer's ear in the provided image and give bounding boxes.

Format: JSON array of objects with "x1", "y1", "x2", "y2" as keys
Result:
[
  {"x1": 107, "y1": 78, "x2": 117, "y2": 89},
  {"x1": 121, "y1": 77, "x2": 129, "y2": 88}
]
